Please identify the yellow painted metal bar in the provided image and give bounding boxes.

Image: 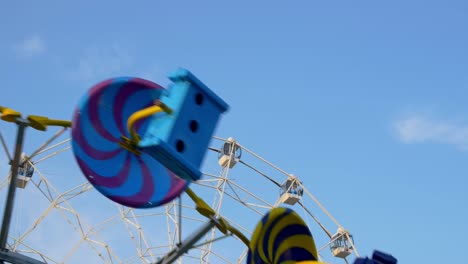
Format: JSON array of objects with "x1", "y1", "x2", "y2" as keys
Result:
[
  {"x1": 227, "y1": 223, "x2": 250, "y2": 246},
  {"x1": 185, "y1": 187, "x2": 250, "y2": 246},
  {"x1": 185, "y1": 187, "x2": 216, "y2": 217},
  {"x1": 27, "y1": 115, "x2": 71, "y2": 131},
  {"x1": 127, "y1": 101, "x2": 172, "y2": 144},
  {"x1": 1, "y1": 106, "x2": 72, "y2": 130},
  {"x1": 0, "y1": 106, "x2": 21, "y2": 123}
]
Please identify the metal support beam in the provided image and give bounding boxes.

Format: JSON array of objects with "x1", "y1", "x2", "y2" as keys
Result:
[
  {"x1": 155, "y1": 218, "x2": 217, "y2": 264},
  {"x1": 0, "y1": 250, "x2": 46, "y2": 264},
  {"x1": 0, "y1": 121, "x2": 27, "y2": 249}
]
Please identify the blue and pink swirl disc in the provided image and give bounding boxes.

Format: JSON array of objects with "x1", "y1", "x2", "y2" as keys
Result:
[{"x1": 71, "y1": 77, "x2": 188, "y2": 208}]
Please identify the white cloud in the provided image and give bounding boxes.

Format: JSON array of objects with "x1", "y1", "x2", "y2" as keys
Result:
[
  {"x1": 14, "y1": 35, "x2": 46, "y2": 58},
  {"x1": 394, "y1": 114, "x2": 468, "y2": 150},
  {"x1": 71, "y1": 45, "x2": 133, "y2": 82}
]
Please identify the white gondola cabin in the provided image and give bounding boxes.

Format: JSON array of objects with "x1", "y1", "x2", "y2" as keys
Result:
[
  {"x1": 218, "y1": 137, "x2": 241, "y2": 168},
  {"x1": 16, "y1": 153, "x2": 34, "y2": 189},
  {"x1": 278, "y1": 176, "x2": 303, "y2": 205},
  {"x1": 330, "y1": 227, "x2": 354, "y2": 258}
]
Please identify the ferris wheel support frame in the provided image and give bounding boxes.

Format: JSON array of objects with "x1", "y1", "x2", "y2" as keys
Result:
[
  {"x1": 211, "y1": 136, "x2": 361, "y2": 263},
  {"x1": 0, "y1": 119, "x2": 360, "y2": 264},
  {"x1": 199, "y1": 137, "x2": 245, "y2": 264},
  {"x1": 199, "y1": 164, "x2": 229, "y2": 262},
  {"x1": 17, "y1": 162, "x2": 121, "y2": 264}
]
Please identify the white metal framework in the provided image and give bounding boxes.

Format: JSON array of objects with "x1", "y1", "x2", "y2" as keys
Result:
[{"x1": 0, "y1": 126, "x2": 359, "y2": 264}]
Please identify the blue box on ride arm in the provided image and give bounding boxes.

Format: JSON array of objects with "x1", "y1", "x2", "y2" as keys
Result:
[
  {"x1": 139, "y1": 68, "x2": 229, "y2": 181},
  {"x1": 353, "y1": 250, "x2": 397, "y2": 264}
]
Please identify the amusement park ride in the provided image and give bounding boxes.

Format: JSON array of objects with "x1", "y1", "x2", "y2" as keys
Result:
[{"x1": 0, "y1": 69, "x2": 397, "y2": 264}]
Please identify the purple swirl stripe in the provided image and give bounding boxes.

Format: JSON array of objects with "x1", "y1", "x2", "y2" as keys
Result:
[{"x1": 71, "y1": 77, "x2": 188, "y2": 208}]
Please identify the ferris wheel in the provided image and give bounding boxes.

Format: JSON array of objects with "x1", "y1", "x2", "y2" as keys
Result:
[{"x1": 0, "y1": 72, "x2": 360, "y2": 264}]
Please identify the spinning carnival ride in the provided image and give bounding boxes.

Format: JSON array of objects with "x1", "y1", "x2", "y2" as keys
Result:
[{"x1": 0, "y1": 69, "x2": 362, "y2": 264}]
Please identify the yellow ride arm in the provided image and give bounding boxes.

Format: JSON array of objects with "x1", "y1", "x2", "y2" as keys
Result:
[
  {"x1": 1, "y1": 106, "x2": 71, "y2": 130},
  {"x1": 185, "y1": 187, "x2": 250, "y2": 246}
]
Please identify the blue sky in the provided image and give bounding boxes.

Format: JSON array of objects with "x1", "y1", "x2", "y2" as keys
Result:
[{"x1": 1, "y1": 0, "x2": 467, "y2": 263}]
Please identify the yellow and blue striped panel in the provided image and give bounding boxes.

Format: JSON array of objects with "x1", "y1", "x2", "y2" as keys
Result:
[{"x1": 247, "y1": 207, "x2": 324, "y2": 264}]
